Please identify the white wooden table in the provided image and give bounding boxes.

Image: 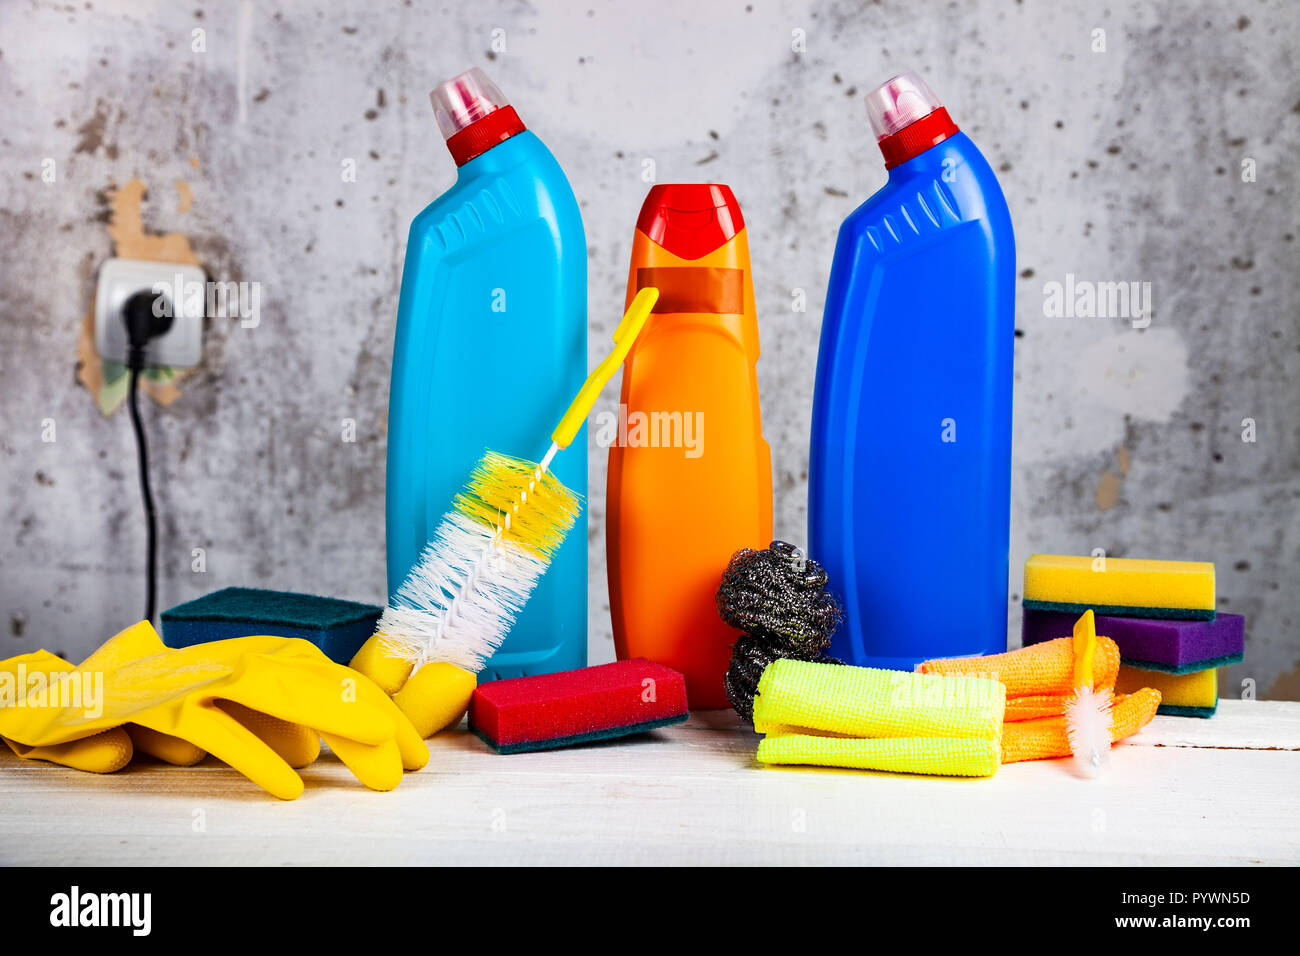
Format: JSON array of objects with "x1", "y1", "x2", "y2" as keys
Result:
[{"x1": 2, "y1": 700, "x2": 1297, "y2": 865}]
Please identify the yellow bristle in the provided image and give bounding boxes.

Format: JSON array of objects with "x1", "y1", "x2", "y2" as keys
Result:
[{"x1": 452, "y1": 450, "x2": 581, "y2": 559}]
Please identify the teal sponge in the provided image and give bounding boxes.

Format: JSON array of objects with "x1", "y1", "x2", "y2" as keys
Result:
[{"x1": 161, "y1": 587, "x2": 382, "y2": 663}]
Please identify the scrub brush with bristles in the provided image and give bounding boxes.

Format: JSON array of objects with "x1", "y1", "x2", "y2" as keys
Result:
[
  {"x1": 1064, "y1": 609, "x2": 1114, "y2": 777},
  {"x1": 350, "y1": 288, "x2": 660, "y2": 737},
  {"x1": 376, "y1": 450, "x2": 580, "y2": 672}
]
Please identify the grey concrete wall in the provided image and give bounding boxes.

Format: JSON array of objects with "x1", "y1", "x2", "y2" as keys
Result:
[{"x1": 1, "y1": 0, "x2": 1296, "y2": 697}]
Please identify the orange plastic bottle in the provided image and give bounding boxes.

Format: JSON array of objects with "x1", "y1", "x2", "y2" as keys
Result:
[{"x1": 607, "y1": 184, "x2": 773, "y2": 708}]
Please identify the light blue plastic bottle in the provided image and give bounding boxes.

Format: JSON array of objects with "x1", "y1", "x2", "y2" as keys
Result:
[
  {"x1": 808, "y1": 72, "x2": 1015, "y2": 671},
  {"x1": 386, "y1": 68, "x2": 587, "y2": 680}
]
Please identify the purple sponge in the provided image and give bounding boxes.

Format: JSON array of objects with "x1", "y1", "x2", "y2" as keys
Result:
[{"x1": 1022, "y1": 609, "x2": 1244, "y2": 674}]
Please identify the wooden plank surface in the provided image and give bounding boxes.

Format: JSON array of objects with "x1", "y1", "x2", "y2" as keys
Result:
[
  {"x1": 1130, "y1": 700, "x2": 1300, "y2": 750},
  {"x1": 1, "y1": 704, "x2": 1297, "y2": 866}
]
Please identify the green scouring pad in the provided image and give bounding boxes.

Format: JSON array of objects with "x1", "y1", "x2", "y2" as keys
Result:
[{"x1": 161, "y1": 587, "x2": 382, "y2": 663}]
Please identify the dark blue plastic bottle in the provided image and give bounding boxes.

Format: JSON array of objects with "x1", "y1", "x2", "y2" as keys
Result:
[{"x1": 808, "y1": 72, "x2": 1015, "y2": 670}]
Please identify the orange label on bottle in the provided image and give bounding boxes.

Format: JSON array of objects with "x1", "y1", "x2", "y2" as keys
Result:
[{"x1": 636, "y1": 267, "x2": 745, "y2": 315}]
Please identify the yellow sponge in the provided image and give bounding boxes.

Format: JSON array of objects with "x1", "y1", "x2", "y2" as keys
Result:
[
  {"x1": 1116, "y1": 663, "x2": 1218, "y2": 717},
  {"x1": 1023, "y1": 554, "x2": 1215, "y2": 621}
]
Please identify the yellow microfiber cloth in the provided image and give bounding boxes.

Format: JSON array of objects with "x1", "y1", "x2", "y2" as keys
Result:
[
  {"x1": 752, "y1": 659, "x2": 1005, "y2": 777},
  {"x1": 1023, "y1": 554, "x2": 1216, "y2": 620},
  {"x1": 756, "y1": 735, "x2": 1002, "y2": 777},
  {"x1": 1116, "y1": 663, "x2": 1218, "y2": 717}
]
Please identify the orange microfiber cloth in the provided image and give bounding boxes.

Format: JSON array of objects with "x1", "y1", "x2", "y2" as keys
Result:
[
  {"x1": 920, "y1": 634, "x2": 1121, "y2": 699},
  {"x1": 920, "y1": 629, "x2": 1162, "y2": 762},
  {"x1": 1002, "y1": 688, "x2": 1162, "y2": 763}
]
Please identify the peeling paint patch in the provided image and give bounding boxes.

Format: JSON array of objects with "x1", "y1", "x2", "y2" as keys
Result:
[
  {"x1": 176, "y1": 178, "x2": 193, "y2": 213},
  {"x1": 1095, "y1": 468, "x2": 1121, "y2": 511},
  {"x1": 104, "y1": 178, "x2": 198, "y2": 262},
  {"x1": 1095, "y1": 445, "x2": 1132, "y2": 511}
]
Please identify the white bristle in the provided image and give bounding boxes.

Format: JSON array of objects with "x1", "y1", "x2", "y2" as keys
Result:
[
  {"x1": 375, "y1": 511, "x2": 548, "y2": 672},
  {"x1": 1064, "y1": 685, "x2": 1114, "y2": 777}
]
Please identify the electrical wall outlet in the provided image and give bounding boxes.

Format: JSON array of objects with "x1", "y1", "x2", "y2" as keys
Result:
[{"x1": 94, "y1": 257, "x2": 205, "y2": 368}]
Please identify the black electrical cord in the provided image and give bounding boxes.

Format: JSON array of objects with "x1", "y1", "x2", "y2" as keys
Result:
[
  {"x1": 121, "y1": 290, "x2": 172, "y2": 624},
  {"x1": 126, "y1": 365, "x2": 157, "y2": 623}
]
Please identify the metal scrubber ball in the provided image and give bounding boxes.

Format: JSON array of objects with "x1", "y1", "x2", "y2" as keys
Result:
[
  {"x1": 723, "y1": 640, "x2": 783, "y2": 722},
  {"x1": 716, "y1": 540, "x2": 844, "y2": 721}
]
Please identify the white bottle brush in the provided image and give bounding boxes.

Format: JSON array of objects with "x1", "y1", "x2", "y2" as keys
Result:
[{"x1": 351, "y1": 289, "x2": 659, "y2": 736}]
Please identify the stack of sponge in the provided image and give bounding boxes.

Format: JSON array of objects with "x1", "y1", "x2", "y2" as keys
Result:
[{"x1": 1021, "y1": 554, "x2": 1243, "y2": 718}]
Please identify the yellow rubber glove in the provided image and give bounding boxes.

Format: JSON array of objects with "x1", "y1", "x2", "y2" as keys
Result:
[
  {"x1": 2, "y1": 654, "x2": 322, "y2": 772},
  {"x1": 1, "y1": 650, "x2": 134, "y2": 773},
  {"x1": 350, "y1": 641, "x2": 476, "y2": 738},
  {"x1": 0, "y1": 622, "x2": 428, "y2": 799},
  {"x1": 73, "y1": 622, "x2": 324, "y2": 769}
]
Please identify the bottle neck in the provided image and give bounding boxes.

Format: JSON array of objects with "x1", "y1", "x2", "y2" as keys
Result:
[
  {"x1": 446, "y1": 106, "x2": 527, "y2": 166},
  {"x1": 877, "y1": 107, "x2": 959, "y2": 170}
]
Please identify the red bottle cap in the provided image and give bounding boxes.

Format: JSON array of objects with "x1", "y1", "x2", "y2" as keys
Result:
[
  {"x1": 430, "y1": 68, "x2": 527, "y2": 167},
  {"x1": 866, "y1": 72, "x2": 959, "y2": 170},
  {"x1": 636, "y1": 184, "x2": 744, "y2": 260}
]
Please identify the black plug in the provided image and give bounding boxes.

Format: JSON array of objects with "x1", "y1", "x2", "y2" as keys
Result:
[
  {"x1": 122, "y1": 290, "x2": 174, "y2": 371},
  {"x1": 121, "y1": 289, "x2": 172, "y2": 624}
]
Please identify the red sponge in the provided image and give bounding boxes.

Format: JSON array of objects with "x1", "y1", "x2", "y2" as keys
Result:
[{"x1": 469, "y1": 659, "x2": 690, "y2": 754}]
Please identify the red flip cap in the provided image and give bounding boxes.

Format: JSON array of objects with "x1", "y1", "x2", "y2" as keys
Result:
[
  {"x1": 636, "y1": 184, "x2": 745, "y2": 260},
  {"x1": 867, "y1": 72, "x2": 959, "y2": 170},
  {"x1": 431, "y1": 67, "x2": 527, "y2": 167}
]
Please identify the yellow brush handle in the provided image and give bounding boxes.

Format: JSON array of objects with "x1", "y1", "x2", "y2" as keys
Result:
[
  {"x1": 550, "y1": 287, "x2": 658, "y2": 450},
  {"x1": 1072, "y1": 609, "x2": 1097, "y2": 689}
]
